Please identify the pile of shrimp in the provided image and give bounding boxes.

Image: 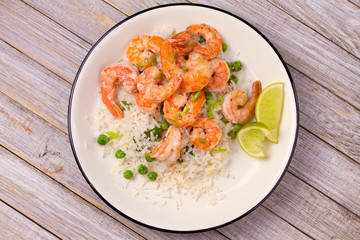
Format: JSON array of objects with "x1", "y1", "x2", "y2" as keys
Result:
[{"x1": 100, "y1": 23, "x2": 262, "y2": 164}]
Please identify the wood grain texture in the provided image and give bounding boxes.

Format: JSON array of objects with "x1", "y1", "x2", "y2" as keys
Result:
[
  {"x1": 0, "y1": 0, "x2": 90, "y2": 83},
  {"x1": 22, "y1": 0, "x2": 127, "y2": 44},
  {"x1": 218, "y1": 206, "x2": 311, "y2": 240},
  {"x1": 0, "y1": 200, "x2": 59, "y2": 240},
  {"x1": 263, "y1": 172, "x2": 360, "y2": 240},
  {"x1": 192, "y1": 0, "x2": 360, "y2": 109},
  {"x1": 268, "y1": 0, "x2": 360, "y2": 58},
  {"x1": 0, "y1": 40, "x2": 70, "y2": 133},
  {"x1": 0, "y1": 147, "x2": 143, "y2": 240}
]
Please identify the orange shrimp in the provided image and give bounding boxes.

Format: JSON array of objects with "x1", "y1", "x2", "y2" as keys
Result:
[
  {"x1": 100, "y1": 62, "x2": 139, "y2": 118},
  {"x1": 126, "y1": 35, "x2": 164, "y2": 71},
  {"x1": 163, "y1": 91, "x2": 205, "y2": 127},
  {"x1": 188, "y1": 117, "x2": 222, "y2": 150},
  {"x1": 222, "y1": 81, "x2": 262, "y2": 123},
  {"x1": 135, "y1": 91, "x2": 161, "y2": 115},
  {"x1": 206, "y1": 59, "x2": 230, "y2": 92},
  {"x1": 150, "y1": 126, "x2": 182, "y2": 164},
  {"x1": 136, "y1": 66, "x2": 182, "y2": 103}
]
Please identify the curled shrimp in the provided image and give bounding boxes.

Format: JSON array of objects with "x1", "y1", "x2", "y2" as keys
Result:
[
  {"x1": 135, "y1": 91, "x2": 161, "y2": 115},
  {"x1": 136, "y1": 66, "x2": 182, "y2": 103},
  {"x1": 222, "y1": 81, "x2": 262, "y2": 123},
  {"x1": 160, "y1": 41, "x2": 212, "y2": 93},
  {"x1": 100, "y1": 62, "x2": 139, "y2": 118},
  {"x1": 164, "y1": 91, "x2": 205, "y2": 127},
  {"x1": 188, "y1": 117, "x2": 222, "y2": 150},
  {"x1": 126, "y1": 35, "x2": 164, "y2": 71},
  {"x1": 150, "y1": 126, "x2": 182, "y2": 164},
  {"x1": 206, "y1": 59, "x2": 230, "y2": 92}
]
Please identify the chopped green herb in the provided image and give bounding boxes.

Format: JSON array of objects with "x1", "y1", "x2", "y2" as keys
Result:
[
  {"x1": 181, "y1": 66, "x2": 188, "y2": 71},
  {"x1": 233, "y1": 123, "x2": 243, "y2": 132},
  {"x1": 170, "y1": 120, "x2": 179, "y2": 127},
  {"x1": 151, "y1": 55, "x2": 158, "y2": 66},
  {"x1": 118, "y1": 58, "x2": 123, "y2": 62},
  {"x1": 221, "y1": 116, "x2": 228, "y2": 123},
  {"x1": 207, "y1": 105, "x2": 216, "y2": 119},
  {"x1": 154, "y1": 71, "x2": 162, "y2": 80},
  {"x1": 174, "y1": 52, "x2": 178, "y2": 59},
  {"x1": 144, "y1": 130, "x2": 151, "y2": 138},
  {"x1": 160, "y1": 104, "x2": 164, "y2": 115},
  {"x1": 97, "y1": 134, "x2": 109, "y2": 145},
  {"x1": 119, "y1": 104, "x2": 125, "y2": 111},
  {"x1": 205, "y1": 92, "x2": 214, "y2": 105},
  {"x1": 199, "y1": 36, "x2": 206, "y2": 43},
  {"x1": 201, "y1": 99, "x2": 206, "y2": 108},
  {"x1": 115, "y1": 150, "x2": 126, "y2": 159},
  {"x1": 227, "y1": 129, "x2": 237, "y2": 139},
  {"x1": 218, "y1": 95, "x2": 224, "y2": 103},
  {"x1": 106, "y1": 131, "x2": 119, "y2": 140},
  {"x1": 189, "y1": 40, "x2": 196, "y2": 46},
  {"x1": 123, "y1": 170, "x2": 133, "y2": 179},
  {"x1": 168, "y1": 51, "x2": 174, "y2": 64},
  {"x1": 226, "y1": 61, "x2": 232, "y2": 70},
  {"x1": 145, "y1": 153, "x2": 155, "y2": 162},
  {"x1": 177, "y1": 159, "x2": 184, "y2": 164},
  {"x1": 121, "y1": 101, "x2": 129, "y2": 106},
  {"x1": 189, "y1": 151, "x2": 195, "y2": 156},
  {"x1": 198, "y1": 138, "x2": 210, "y2": 146},
  {"x1": 211, "y1": 149, "x2": 227, "y2": 154},
  {"x1": 137, "y1": 62, "x2": 148, "y2": 67},
  {"x1": 179, "y1": 114, "x2": 182, "y2": 120},
  {"x1": 192, "y1": 91, "x2": 202, "y2": 102},
  {"x1": 182, "y1": 106, "x2": 189, "y2": 116},
  {"x1": 132, "y1": 136, "x2": 136, "y2": 143},
  {"x1": 222, "y1": 42, "x2": 227, "y2": 52}
]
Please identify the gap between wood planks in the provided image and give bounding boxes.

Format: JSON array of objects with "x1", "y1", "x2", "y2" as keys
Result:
[
  {"x1": 0, "y1": 199, "x2": 61, "y2": 239},
  {"x1": 2, "y1": 0, "x2": 358, "y2": 236}
]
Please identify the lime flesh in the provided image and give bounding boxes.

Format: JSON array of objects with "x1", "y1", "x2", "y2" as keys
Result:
[
  {"x1": 237, "y1": 122, "x2": 270, "y2": 158},
  {"x1": 255, "y1": 82, "x2": 284, "y2": 143}
]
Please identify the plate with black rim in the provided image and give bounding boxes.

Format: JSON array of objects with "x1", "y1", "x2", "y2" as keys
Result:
[{"x1": 68, "y1": 3, "x2": 299, "y2": 233}]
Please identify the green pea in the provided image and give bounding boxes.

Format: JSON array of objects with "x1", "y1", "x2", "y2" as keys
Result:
[
  {"x1": 145, "y1": 153, "x2": 155, "y2": 162},
  {"x1": 123, "y1": 170, "x2": 133, "y2": 179},
  {"x1": 161, "y1": 120, "x2": 169, "y2": 130},
  {"x1": 228, "y1": 75, "x2": 238, "y2": 84},
  {"x1": 115, "y1": 150, "x2": 126, "y2": 159},
  {"x1": 222, "y1": 42, "x2": 227, "y2": 52},
  {"x1": 232, "y1": 60, "x2": 242, "y2": 72},
  {"x1": 152, "y1": 127, "x2": 162, "y2": 137},
  {"x1": 148, "y1": 171, "x2": 158, "y2": 181},
  {"x1": 138, "y1": 164, "x2": 148, "y2": 175},
  {"x1": 97, "y1": 134, "x2": 109, "y2": 145},
  {"x1": 205, "y1": 92, "x2": 214, "y2": 105}
]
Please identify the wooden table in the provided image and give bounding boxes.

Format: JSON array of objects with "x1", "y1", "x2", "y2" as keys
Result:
[{"x1": 1, "y1": 0, "x2": 359, "y2": 239}]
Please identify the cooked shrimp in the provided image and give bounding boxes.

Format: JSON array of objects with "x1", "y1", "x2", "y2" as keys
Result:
[
  {"x1": 150, "y1": 126, "x2": 181, "y2": 164},
  {"x1": 188, "y1": 117, "x2": 222, "y2": 150},
  {"x1": 100, "y1": 62, "x2": 139, "y2": 118},
  {"x1": 206, "y1": 59, "x2": 230, "y2": 92},
  {"x1": 135, "y1": 91, "x2": 160, "y2": 115},
  {"x1": 126, "y1": 35, "x2": 164, "y2": 71},
  {"x1": 137, "y1": 66, "x2": 182, "y2": 103},
  {"x1": 186, "y1": 24, "x2": 222, "y2": 59},
  {"x1": 222, "y1": 80, "x2": 262, "y2": 123},
  {"x1": 168, "y1": 30, "x2": 194, "y2": 56},
  {"x1": 164, "y1": 91, "x2": 205, "y2": 127}
]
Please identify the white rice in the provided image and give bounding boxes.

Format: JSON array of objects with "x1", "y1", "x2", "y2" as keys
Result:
[{"x1": 91, "y1": 25, "x2": 255, "y2": 207}]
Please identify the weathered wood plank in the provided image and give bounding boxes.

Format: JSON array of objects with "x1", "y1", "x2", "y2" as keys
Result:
[
  {"x1": 0, "y1": 200, "x2": 59, "y2": 239},
  {"x1": 291, "y1": 127, "x2": 360, "y2": 217},
  {"x1": 0, "y1": 93, "x2": 227, "y2": 240},
  {"x1": 219, "y1": 206, "x2": 311, "y2": 240},
  {"x1": 268, "y1": 0, "x2": 360, "y2": 58},
  {"x1": 0, "y1": 40, "x2": 69, "y2": 133},
  {"x1": 1, "y1": 85, "x2": 359, "y2": 239},
  {"x1": 291, "y1": 66, "x2": 360, "y2": 161},
  {"x1": 0, "y1": 0, "x2": 90, "y2": 83},
  {"x1": 0, "y1": 147, "x2": 143, "y2": 240},
  {"x1": 22, "y1": 0, "x2": 127, "y2": 44},
  {"x1": 263, "y1": 172, "x2": 360, "y2": 240},
  {"x1": 191, "y1": 0, "x2": 360, "y2": 109},
  {"x1": 348, "y1": 0, "x2": 360, "y2": 7}
]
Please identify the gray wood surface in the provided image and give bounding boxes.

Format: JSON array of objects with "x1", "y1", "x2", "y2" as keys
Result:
[{"x1": 0, "y1": 0, "x2": 359, "y2": 239}]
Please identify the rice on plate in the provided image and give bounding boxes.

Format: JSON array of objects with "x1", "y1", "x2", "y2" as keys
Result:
[{"x1": 92, "y1": 24, "x2": 259, "y2": 208}]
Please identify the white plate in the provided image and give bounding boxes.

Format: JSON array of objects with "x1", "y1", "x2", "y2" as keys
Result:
[{"x1": 68, "y1": 4, "x2": 299, "y2": 232}]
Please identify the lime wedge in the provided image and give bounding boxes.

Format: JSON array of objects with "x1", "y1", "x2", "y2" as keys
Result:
[
  {"x1": 255, "y1": 82, "x2": 284, "y2": 143},
  {"x1": 237, "y1": 122, "x2": 270, "y2": 158}
]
